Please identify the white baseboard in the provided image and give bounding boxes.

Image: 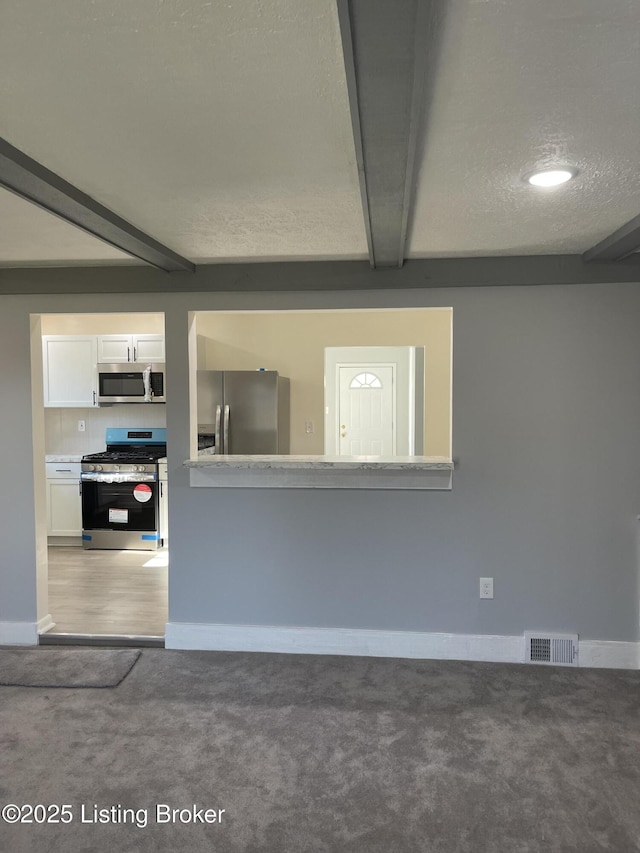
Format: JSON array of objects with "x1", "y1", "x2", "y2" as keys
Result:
[
  {"x1": 0, "y1": 621, "x2": 39, "y2": 645},
  {"x1": 165, "y1": 623, "x2": 640, "y2": 670},
  {"x1": 47, "y1": 536, "x2": 82, "y2": 548},
  {"x1": 37, "y1": 614, "x2": 56, "y2": 635},
  {"x1": 579, "y1": 640, "x2": 639, "y2": 669},
  {"x1": 166, "y1": 623, "x2": 524, "y2": 663}
]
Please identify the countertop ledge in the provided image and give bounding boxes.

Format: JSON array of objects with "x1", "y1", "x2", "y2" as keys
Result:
[
  {"x1": 184, "y1": 455, "x2": 454, "y2": 470},
  {"x1": 45, "y1": 454, "x2": 84, "y2": 463},
  {"x1": 185, "y1": 456, "x2": 454, "y2": 490}
]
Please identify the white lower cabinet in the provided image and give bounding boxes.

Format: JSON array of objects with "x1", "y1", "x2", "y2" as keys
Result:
[{"x1": 46, "y1": 463, "x2": 82, "y2": 537}]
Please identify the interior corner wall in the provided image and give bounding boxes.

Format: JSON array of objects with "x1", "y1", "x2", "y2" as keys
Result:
[
  {"x1": 0, "y1": 300, "x2": 39, "y2": 636},
  {"x1": 40, "y1": 312, "x2": 164, "y2": 335},
  {"x1": 1, "y1": 281, "x2": 639, "y2": 652}
]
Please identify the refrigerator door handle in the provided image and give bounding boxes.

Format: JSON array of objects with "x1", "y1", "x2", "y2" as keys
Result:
[
  {"x1": 215, "y1": 404, "x2": 222, "y2": 454},
  {"x1": 223, "y1": 404, "x2": 230, "y2": 454}
]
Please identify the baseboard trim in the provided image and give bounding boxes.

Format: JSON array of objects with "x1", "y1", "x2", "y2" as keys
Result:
[
  {"x1": 37, "y1": 614, "x2": 55, "y2": 635},
  {"x1": 0, "y1": 621, "x2": 39, "y2": 645},
  {"x1": 166, "y1": 623, "x2": 525, "y2": 662},
  {"x1": 579, "y1": 640, "x2": 639, "y2": 670},
  {"x1": 47, "y1": 536, "x2": 82, "y2": 548},
  {"x1": 165, "y1": 623, "x2": 640, "y2": 669}
]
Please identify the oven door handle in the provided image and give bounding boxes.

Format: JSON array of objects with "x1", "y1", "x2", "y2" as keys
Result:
[
  {"x1": 223, "y1": 404, "x2": 230, "y2": 454},
  {"x1": 215, "y1": 405, "x2": 222, "y2": 454}
]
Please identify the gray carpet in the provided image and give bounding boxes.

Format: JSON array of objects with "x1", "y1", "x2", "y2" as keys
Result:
[
  {"x1": 0, "y1": 648, "x2": 141, "y2": 687},
  {"x1": 0, "y1": 649, "x2": 639, "y2": 852}
]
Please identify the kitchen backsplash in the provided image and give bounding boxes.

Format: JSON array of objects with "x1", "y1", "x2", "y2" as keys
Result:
[{"x1": 44, "y1": 405, "x2": 167, "y2": 455}]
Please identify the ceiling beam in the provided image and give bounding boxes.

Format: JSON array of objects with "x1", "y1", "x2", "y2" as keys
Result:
[
  {"x1": 337, "y1": 0, "x2": 445, "y2": 269},
  {"x1": 583, "y1": 213, "x2": 640, "y2": 263},
  {"x1": 336, "y1": 0, "x2": 374, "y2": 267},
  {"x1": 0, "y1": 137, "x2": 195, "y2": 273},
  {"x1": 1, "y1": 255, "x2": 638, "y2": 295}
]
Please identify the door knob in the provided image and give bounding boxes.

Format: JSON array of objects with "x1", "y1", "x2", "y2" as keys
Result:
[
  {"x1": 341, "y1": 432, "x2": 346, "y2": 437},
  {"x1": 341, "y1": 424, "x2": 346, "y2": 429}
]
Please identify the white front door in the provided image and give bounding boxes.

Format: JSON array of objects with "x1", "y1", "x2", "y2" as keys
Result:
[{"x1": 338, "y1": 365, "x2": 395, "y2": 455}]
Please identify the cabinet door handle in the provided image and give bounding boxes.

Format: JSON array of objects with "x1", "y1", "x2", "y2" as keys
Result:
[
  {"x1": 93, "y1": 390, "x2": 96, "y2": 405},
  {"x1": 133, "y1": 346, "x2": 137, "y2": 361},
  {"x1": 160, "y1": 482, "x2": 164, "y2": 497},
  {"x1": 127, "y1": 346, "x2": 131, "y2": 362},
  {"x1": 79, "y1": 484, "x2": 82, "y2": 496},
  {"x1": 55, "y1": 468, "x2": 72, "y2": 473}
]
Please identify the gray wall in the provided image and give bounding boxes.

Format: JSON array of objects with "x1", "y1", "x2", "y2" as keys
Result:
[
  {"x1": 1, "y1": 281, "x2": 639, "y2": 642},
  {"x1": 0, "y1": 299, "x2": 39, "y2": 624}
]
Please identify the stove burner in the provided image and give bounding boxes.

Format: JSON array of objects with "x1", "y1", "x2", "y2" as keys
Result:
[{"x1": 83, "y1": 450, "x2": 165, "y2": 463}]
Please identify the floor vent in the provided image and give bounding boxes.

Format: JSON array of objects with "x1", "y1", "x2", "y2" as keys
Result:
[{"x1": 524, "y1": 632, "x2": 578, "y2": 666}]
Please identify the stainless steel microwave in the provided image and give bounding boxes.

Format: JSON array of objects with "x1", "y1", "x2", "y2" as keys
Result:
[{"x1": 97, "y1": 363, "x2": 166, "y2": 404}]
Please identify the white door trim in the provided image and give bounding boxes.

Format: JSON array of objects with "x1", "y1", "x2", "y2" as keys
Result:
[{"x1": 324, "y1": 346, "x2": 424, "y2": 455}]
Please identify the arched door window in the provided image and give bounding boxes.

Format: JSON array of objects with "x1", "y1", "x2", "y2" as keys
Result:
[{"x1": 349, "y1": 372, "x2": 382, "y2": 389}]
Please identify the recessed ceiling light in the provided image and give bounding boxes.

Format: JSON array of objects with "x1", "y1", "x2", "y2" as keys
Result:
[{"x1": 526, "y1": 168, "x2": 577, "y2": 188}]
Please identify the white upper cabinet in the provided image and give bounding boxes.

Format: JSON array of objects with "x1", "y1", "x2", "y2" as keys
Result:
[
  {"x1": 96, "y1": 334, "x2": 132, "y2": 363},
  {"x1": 43, "y1": 333, "x2": 165, "y2": 407},
  {"x1": 97, "y1": 334, "x2": 165, "y2": 363},
  {"x1": 42, "y1": 336, "x2": 98, "y2": 408},
  {"x1": 133, "y1": 334, "x2": 165, "y2": 363}
]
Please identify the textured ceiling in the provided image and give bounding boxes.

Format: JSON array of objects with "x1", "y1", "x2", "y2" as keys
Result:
[
  {"x1": 408, "y1": 0, "x2": 640, "y2": 257},
  {"x1": 0, "y1": 0, "x2": 367, "y2": 265},
  {"x1": 0, "y1": 188, "x2": 138, "y2": 265},
  {"x1": 0, "y1": 0, "x2": 638, "y2": 267}
]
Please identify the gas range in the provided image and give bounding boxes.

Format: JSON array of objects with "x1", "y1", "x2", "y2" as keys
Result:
[{"x1": 81, "y1": 428, "x2": 167, "y2": 550}]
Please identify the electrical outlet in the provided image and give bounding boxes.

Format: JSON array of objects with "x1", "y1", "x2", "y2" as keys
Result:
[
  {"x1": 77, "y1": 420, "x2": 86, "y2": 433},
  {"x1": 305, "y1": 420, "x2": 314, "y2": 434},
  {"x1": 479, "y1": 577, "x2": 494, "y2": 599}
]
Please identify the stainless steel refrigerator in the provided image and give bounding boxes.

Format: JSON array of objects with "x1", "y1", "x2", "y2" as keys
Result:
[{"x1": 197, "y1": 370, "x2": 290, "y2": 454}]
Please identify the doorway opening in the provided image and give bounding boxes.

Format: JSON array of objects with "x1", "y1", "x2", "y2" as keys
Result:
[
  {"x1": 324, "y1": 345, "x2": 425, "y2": 456},
  {"x1": 32, "y1": 312, "x2": 168, "y2": 644}
]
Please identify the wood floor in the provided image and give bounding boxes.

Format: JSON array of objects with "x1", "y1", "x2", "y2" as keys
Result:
[{"x1": 47, "y1": 546, "x2": 168, "y2": 636}]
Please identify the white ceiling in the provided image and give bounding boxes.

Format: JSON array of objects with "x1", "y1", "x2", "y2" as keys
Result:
[
  {"x1": 408, "y1": 0, "x2": 640, "y2": 257},
  {"x1": 0, "y1": 0, "x2": 638, "y2": 266},
  {"x1": 0, "y1": 0, "x2": 367, "y2": 265}
]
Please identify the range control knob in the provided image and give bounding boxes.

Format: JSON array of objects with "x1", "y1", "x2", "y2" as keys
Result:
[
  {"x1": 88, "y1": 464, "x2": 95, "y2": 472},
  {"x1": 113, "y1": 465, "x2": 120, "y2": 471},
  {"x1": 96, "y1": 465, "x2": 103, "y2": 472}
]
